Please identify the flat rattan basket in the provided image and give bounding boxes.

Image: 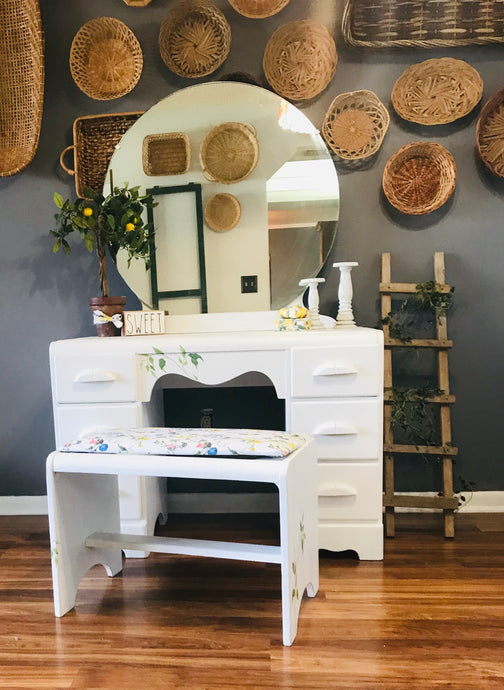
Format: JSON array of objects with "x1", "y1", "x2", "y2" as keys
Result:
[
  {"x1": 142, "y1": 133, "x2": 191, "y2": 176},
  {"x1": 204, "y1": 193, "x2": 241, "y2": 231},
  {"x1": 200, "y1": 122, "x2": 259, "y2": 184},
  {"x1": 382, "y1": 142, "x2": 456, "y2": 215},
  {"x1": 159, "y1": 0, "x2": 231, "y2": 78},
  {"x1": 391, "y1": 58, "x2": 483, "y2": 125},
  {"x1": 59, "y1": 112, "x2": 144, "y2": 198},
  {"x1": 227, "y1": 0, "x2": 290, "y2": 18},
  {"x1": 476, "y1": 88, "x2": 504, "y2": 178},
  {"x1": 0, "y1": 0, "x2": 44, "y2": 177},
  {"x1": 342, "y1": 0, "x2": 504, "y2": 49},
  {"x1": 322, "y1": 90, "x2": 389, "y2": 160},
  {"x1": 263, "y1": 19, "x2": 337, "y2": 101},
  {"x1": 70, "y1": 17, "x2": 143, "y2": 100},
  {"x1": 123, "y1": 0, "x2": 152, "y2": 5}
]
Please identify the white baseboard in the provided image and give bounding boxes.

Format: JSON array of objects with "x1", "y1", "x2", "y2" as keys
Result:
[
  {"x1": 0, "y1": 495, "x2": 48, "y2": 515},
  {"x1": 1, "y1": 491, "x2": 503, "y2": 516}
]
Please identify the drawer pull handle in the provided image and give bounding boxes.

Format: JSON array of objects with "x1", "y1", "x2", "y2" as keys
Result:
[
  {"x1": 319, "y1": 483, "x2": 356, "y2": 497},
  {"x1": 73, "y1": 369, "x2": 117, "y2": 384},
  {"x1": 313, "y1": 362, "x2": 358, "y2": 377},
  {"x1": 314, "y1": 422, "x2": 358, "y2": 436}
]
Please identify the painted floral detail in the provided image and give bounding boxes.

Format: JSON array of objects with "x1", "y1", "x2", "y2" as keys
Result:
[{"x1": 141, "y1": 345, "x2": 203, "y2": 381}]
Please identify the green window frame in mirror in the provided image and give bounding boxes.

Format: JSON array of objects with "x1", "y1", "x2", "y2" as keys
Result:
[
  {"x1": 107, "y1": 82, "x2": 339, "y2": 316},
  {"x1": 147, "y1": 183, "x2": 207, "y2": 313}
]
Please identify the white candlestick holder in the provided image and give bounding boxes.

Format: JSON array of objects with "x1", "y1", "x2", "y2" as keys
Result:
[
  {"x1": 299, "y1": 277, "x2": 325, "y2": 329},
  {"x1": 333, "y1": 262, "x2": 358, "y2": 327}
]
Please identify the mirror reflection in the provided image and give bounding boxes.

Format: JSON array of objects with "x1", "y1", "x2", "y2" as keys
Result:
[{"x1": 109, "y1": 82, "x2": 339, "y2": 314}]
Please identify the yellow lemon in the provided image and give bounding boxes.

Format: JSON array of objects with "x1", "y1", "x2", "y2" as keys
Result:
[
  {"x1": 83, "y1": 207, "x2": 93, "y2": 217},
  {"x1": 125, "y1": 222, "x2": 135, "y2": 232}
]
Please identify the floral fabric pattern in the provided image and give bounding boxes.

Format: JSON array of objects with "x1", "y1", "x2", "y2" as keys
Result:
[{"x1": 59, "y1": 427, "x2": 309, "y2": 458}]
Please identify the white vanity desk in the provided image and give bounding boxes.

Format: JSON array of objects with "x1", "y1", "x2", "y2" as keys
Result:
[{"x1": 49, "y1": 312, "x2": 384, "y2": 560}]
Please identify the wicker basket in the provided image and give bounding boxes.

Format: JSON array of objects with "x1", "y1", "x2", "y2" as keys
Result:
[
  {"x1": 59, "y1": 112, "x2": 144, "y2": 198},
  {"x1": 476, "y1": 88, "x2": 504, "y2": 178},
  {"x1": 123, "y1": 0, "x2": 152, "y2": 5},
  {"x1": 263, "y1": 20, "x2": 337, "y2": 101},
  {"x1": 322, "y1": 90, "x2": 389, "y2": 160},
  {"x1": 342, "y1": 0, "x2": 504, "y2": 49},
  {"x1": 200, "y1": 122, "x2": 259, "y2": 184},
  {"x1": 70, "y1": 17, "x2": 143, "y2": 100},
  {"x1": 159, "y1": 0, "x2": 231, "y2": 78},
  {"x1": 142, "y1": 133, "x2": 191, "y2": 176},
  {"x1": 382, "y1": 142, "x2": 456, "y2": 215},
  {"x1": 391, "y1": 58, "x2": 483, "y2": 126},
  {"x1": 227, "y1": 0, "x2": 290, "y2": 19},
  {"x1": 0, "y1": 0, "x2": 44, "y2": 177},
  {"x1": 204, "y1": 193, "x2": 241, "y2": 231}
]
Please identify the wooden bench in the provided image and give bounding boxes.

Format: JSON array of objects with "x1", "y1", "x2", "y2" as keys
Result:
[{"x1": 46, "y1": 427, "x2": 319, "y2": 645}]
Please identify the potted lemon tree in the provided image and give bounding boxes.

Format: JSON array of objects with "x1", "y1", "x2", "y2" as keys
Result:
[{"x1": 51, "y1": 183, "x2": 156, "y2": 336}]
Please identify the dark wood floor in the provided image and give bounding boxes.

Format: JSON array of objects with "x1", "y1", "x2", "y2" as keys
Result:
[{"x1": 1, "y1": 512, "x2": 503, "y2": 689}]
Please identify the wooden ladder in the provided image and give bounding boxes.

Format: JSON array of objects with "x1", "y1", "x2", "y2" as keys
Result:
[{"x1": 380, "y1": 252, "x2": 459, "y2": 538}]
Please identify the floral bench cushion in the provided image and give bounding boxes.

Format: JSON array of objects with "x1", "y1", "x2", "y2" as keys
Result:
[{"x1": 59, "y1": 427, "x2": 310, "y2": 458}]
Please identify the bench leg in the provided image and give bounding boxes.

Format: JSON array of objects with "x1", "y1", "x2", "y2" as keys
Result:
[
  {"x1": 46, "y1": 453, "x2": 123, "y2": 617},
  {"x1": 279, "y1": 442, "x2": 319, "y2": 646}
]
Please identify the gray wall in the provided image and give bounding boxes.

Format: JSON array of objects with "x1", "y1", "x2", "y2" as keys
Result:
[{"x1": 1, "y1": 0, "x2": 503, "y2": 496}]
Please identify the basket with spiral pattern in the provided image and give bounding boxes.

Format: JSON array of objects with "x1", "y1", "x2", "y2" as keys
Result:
[
  {"x1": 227, "y1": 0, "x2": 289, "y2": 18},
  {"x1": 200, "y1": 121, "x2": 259, "y2": 184},
  {"x1": 204, "y1": 193, "x2": 241, "y2": 231},
  {"x1": 382, "y1": 142, "x2": 456, "y2": 215},
  {"x1": 322, "y1": 90, "x2": 389, "y2": 160},
  {"x1": 263, "y1": 19, "x2": 337, "y2": 101},
  {"x1": 70, "y1": 17, "x2": 143, "y2": 100},
  {"x1": 391, "y1": 58, "x2": 483, "y2": 125},
  {"x1": 159, "y1": 0, "x2": 231, "y2": 78},
  {"x1": 0, "y1": 0, "x2": 44, "y2": 176},
  {"x1": 476, "y1": 88, "x2": 504, "y2": 178}
]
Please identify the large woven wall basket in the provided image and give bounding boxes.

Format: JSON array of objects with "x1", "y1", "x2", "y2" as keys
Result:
[
  {"x1": 0, "y1": 0, "x2": 44, "y2": 176},
  {"x1": 476, "y1": 88, "x2": 504, "y2": 178},
  {"x1": 263, "y1": 19, "x2": 337, "y2": 101},
  {"x1": 391, "y1": 58, "x2": 483, "y2": 125},
  {"x1": 70, "y1": 17, "x2": 143, "y2": 100},
  {"x1": 322, "y1": 90, "x2": 389, "y2": 160},
  {"x1": 382, "y1": 142, "x2": 456, "y2": 215},
  {"x1": 59, "y1": 112, "x2": 143, "y2": 198},
  {"x1": 159, "y1": 0, "x2": 231, "y2": 78}
]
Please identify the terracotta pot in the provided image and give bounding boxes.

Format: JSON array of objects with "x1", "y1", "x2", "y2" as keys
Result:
[{"x1": 89, "y1": 296, "x2": 127, "y2": 337}]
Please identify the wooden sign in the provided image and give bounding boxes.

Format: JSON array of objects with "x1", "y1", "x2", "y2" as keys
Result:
[{"x1": 123, "y1": 310, "x2": 166, "y2": 336}]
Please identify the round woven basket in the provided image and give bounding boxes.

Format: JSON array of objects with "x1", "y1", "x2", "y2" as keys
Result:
[
  {"x1": 159, "y1": 0, "x2": 231, "y2": 78},
  {"x1": 200, "y1": 122, "x2": 259, "y2": 184},
  {"x1": 322, "y1": 90, "x2": 390, "y2": 160},
  {"x1": 382, "y1": 142, "x2": 456, "y2": 215},
  {"x1": 263, "y1": 19, "x2": 337, "y2": 100},
  {"x1": 476, "y1": 88, "x2": 504, "y2": 178},
  {"x1": 204, "y1": 193, "x2": 241, "y2": 231},
  {"x1": 391, "y1": 58, "x2": 483, "y2": 125},
  {"x1": 70, "y1": 17, "x2": 143, "y2": 100},
  {"x1": 227, "y1": 0, "x2": 290, "y2": 18}
]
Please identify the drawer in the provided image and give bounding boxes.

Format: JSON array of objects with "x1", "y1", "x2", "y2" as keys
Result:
[
  {"x1": 291, "y1": 345, "x2": 382, "y2": 398},
  {"x1": 53, "y1": 403, "x2": 143, "y2": 446},
  {"x1": 291, "y1": 399, "x2": 382, "y2": 460},
  {"x1": 318, "y1": 462, "x2": 382, "y2": 521},
  {"x1": 52, "y1": 353, "x2": 137, "y2": 403}
]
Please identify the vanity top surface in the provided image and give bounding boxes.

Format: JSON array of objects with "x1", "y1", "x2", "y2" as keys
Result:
[{"x1": 50, "y1": 326, "x2": 383, "y2": 356}]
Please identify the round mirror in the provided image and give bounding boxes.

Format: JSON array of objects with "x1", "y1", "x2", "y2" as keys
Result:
[{"x1": 109, "y1": 82, "x2": 339, "y2": 314}]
